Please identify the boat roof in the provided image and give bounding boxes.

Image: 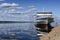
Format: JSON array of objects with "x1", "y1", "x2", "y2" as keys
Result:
[{"x1": 37, "y1": 12, "x2": 52, "y2": 14}]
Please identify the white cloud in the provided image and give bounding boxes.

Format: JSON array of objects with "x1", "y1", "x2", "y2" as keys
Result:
[
  {"x1": 28, "y1": 6, "x2": 35, "y2": 8},
  {"x1": 22, "y1": 6, "x2": 37, "y2": 13},
  {"x1": 9, "y1": 6, "x2": 23, "y2": 9},
  {"x1": 0, "y1": 5, "x2": 37, "y2": 21},
  {"x1": 28, "y1": 6, "x2": 37, "y2": 12},
  {"x1": 28, "y1": 5, "x2": 37, "y2": 10},
  {"x1": 8, "y1": 9, "x2": 16, "y2": 13},
  {"x1": 0, "y1": 3, "x2": 23, "y2": 13},
  {"x1": 0, "y1": 4, "x2": 36, "y2": 13},
  {"x1": 0, "y1": 3, "x2": 23, "y2": 9},
  {"x1": 0, "y1": 3, "x2": 19, "y2": 7}
]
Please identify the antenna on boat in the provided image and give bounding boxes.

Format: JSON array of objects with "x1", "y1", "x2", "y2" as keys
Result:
[{"x1": 43, "y1": 8, "x2": 45, "y2": 12}]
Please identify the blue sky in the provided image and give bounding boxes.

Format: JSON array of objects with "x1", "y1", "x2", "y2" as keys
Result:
[{"x1": 0, "y1": 0, "x2": 60, "y2": 21}]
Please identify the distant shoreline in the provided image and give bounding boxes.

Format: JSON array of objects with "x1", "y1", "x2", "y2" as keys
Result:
[{"x1": 0, "y1": 21, "x2": 34, "y2": 23}]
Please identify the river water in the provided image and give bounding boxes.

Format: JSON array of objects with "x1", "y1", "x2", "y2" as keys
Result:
[{"x1": 0, "y1": 23, "x2": 39, "y2": 40}]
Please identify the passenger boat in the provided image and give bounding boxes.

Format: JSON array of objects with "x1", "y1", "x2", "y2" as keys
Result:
[{"x1": 34, "y1": 12, "x2": 54, "y2": 35}]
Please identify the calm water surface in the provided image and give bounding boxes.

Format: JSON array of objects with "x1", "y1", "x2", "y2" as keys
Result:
[{"x1": 0, "y1": 23, "x2": 39, "y2": 40}]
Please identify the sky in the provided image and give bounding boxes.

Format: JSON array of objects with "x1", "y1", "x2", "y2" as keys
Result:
[{"x1": 0, "y1": 0, "x2": 60, "y2": 21}]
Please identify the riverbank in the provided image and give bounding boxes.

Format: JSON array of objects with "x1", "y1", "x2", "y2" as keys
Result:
[{"x1": 40, "y1": 25, "x2": 60, "y2": 40}]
